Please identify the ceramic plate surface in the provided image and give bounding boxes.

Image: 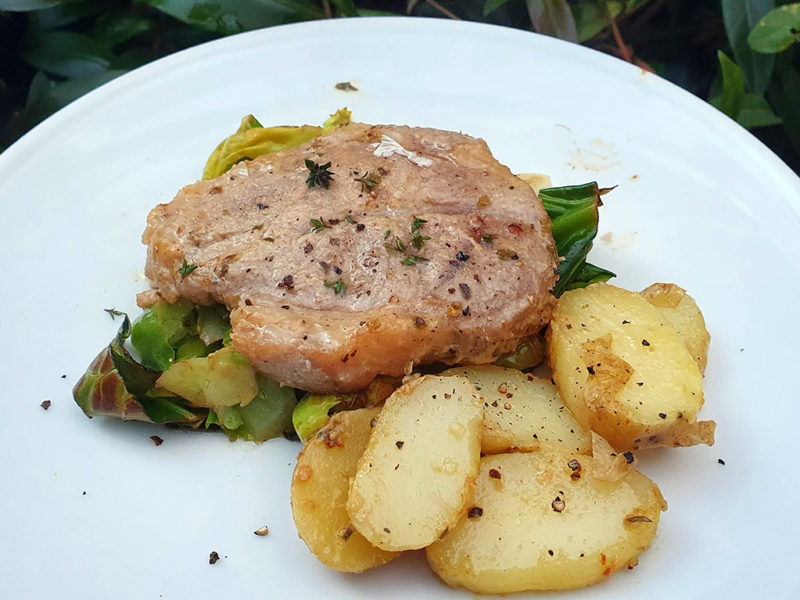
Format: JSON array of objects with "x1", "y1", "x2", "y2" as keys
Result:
[{"x1": 1, "y1": 17, "x2": 799, "y2": 599}]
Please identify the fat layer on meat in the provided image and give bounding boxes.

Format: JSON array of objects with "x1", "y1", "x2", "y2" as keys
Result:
[{"x1": 141, "y1": 123, "x2": 558, "y2": 393}]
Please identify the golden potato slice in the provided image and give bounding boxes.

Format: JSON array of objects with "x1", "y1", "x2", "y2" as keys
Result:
[
  {"x1": 290, "y1": 407, "x2": 399, "y2": 572},
  {"x1": 347, "y1": 375, "x2": 483, "y2": 551},
  {"x1": 640, "y1": 283, "x2": 711, "y2": 374},
  {"x1": 426, "y1": 452, "x2": 666, "y2": 594},
  {"x1": 548, "y1": 283, "x2": 714, "y2": 451},
  {"x1": 591, "y1": 431, "x2": 638, "y2": 481},
  {"x1": 442, "y1": 366, "x2": 590, "y2": 455}
]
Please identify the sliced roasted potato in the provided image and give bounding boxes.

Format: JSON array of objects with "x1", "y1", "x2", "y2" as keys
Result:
[
  {"x1": 426, "y1": 452, "x2": 666, "y2": 594},
  {"x1": 640, "y1": 283, "x2": 711, "y2": 374},
  {"x1": 347, "y1": 375, "x2": 483, "y2": 551},
  {"x1": 591, "y1": 431, "x2": 637, "y2": 481},
  {"x1": 291, "y1": 407, "x2": 399, "y2": 572},
  {"x1": 548, "y1": 283, "x2": 714, "y2": 451},
  {"x1": 442, "y1": 366, "x2": 590, "y2": 455}
]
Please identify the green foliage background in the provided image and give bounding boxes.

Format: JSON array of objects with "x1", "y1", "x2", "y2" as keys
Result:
[{"x1": 1, "y1": 0, "x2": 799, "y2": 172}]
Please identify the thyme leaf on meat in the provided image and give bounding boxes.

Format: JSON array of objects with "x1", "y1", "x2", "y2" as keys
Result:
[
  {"x1": 354, "y1": 171, "x2": 381, "y2": 192},
  {"x1": 324, "y1": 279, "x2": 346, "y2": 296},
  {"x1": 410, "y1": 217, "x2": 430, "y2": 250},
  {"x1": 481, "y1": 233, "x2": 496, "y2": 244},
  {"x1": 305, "y1": 159, "x2": 334, "y2": 189},
  {"x1": 310, "y1": 217, "x2": 329, "y2": 233},
  {"x1": 178, "y1": 260, "x2": 199, "y2": 279},
  {"x1": 401, "y1": 255, "x2": 429, "y2": 266}
]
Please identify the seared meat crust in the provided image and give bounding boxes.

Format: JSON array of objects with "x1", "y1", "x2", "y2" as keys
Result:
[{"x1": 142, "y1": 124, "x2": 558, "y2": 392}]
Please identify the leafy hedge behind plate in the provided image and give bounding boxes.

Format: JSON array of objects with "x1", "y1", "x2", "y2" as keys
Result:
[{"x1": 1, "y1": 0, "x2": 799, "y2": 172}]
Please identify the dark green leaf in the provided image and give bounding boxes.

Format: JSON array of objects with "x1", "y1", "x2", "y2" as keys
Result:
[
  {"x1": 721, "y1": 0, "x2": 775, "y2": 93},
  {"x1": 330, "y1": 0, "x2": 358, "y2": 17},
  {"x1": 563, "y1": 262, "x2": 615, "y2": 291},
  {"x1": 748, "y1": 3, "x2": 800, "y2": 54},
  {"x1": 767, "y1": 54, "x2": 800, "y2": 156},
  {"x1": 140, "y1": 0, "x2": 324, "y2": 34},
  {"x1": 716, "y1": 51, "x2": 746, "y2": 119},
  {"x1": 28, "y1": 2, "x2": 104, "y2": 30},
  {"x1": 572, "y1": 1, "x2": 624, "y2": 43},
  {"x1": 108, "y1": 314, "x2": 161, "y2": 397},
  {"x1": 484, "y1": 0, "x2": 515, "y2": 17},
  {"x1": 21, "y1": 31, "x2": 114, "y2": 78},
  {"x1": 92, "y1": 16, "x2": 154, "y2": 48},
  {"x1": 738, "y1": 93, "x2": 782, "y2": 128},
  {"x1": 526, "y1": 0, "x2": 577, "y2": 42},
  {"x1": 138, "y1": 397, "x2": 204, "y2": 424},
  {"x1": 0, "y1": 0, "x2": 69, "y2": 10}
]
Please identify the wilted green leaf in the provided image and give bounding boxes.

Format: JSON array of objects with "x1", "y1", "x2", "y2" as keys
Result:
[
  {"x1": 21, "y1": 31, "x2": 114, "y2": 78},
  {"x1": 526, "y1": 0, "x2": 577, "y2": 42},
  {"x1": 721, "y1": 0, "x2": 774, "y2": 93},
  {"x1": 716, "y1": 51, "x2": 746, "y2": 120},
  {"x1": 748, "y1": 3, "x2": 800, "y2": 54},
  {"x1": 484, "y1": 0, "x2": 515, "y2": 17}
]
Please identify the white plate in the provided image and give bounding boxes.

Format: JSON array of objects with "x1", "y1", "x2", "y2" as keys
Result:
[{"x1": 2, "y1": 17, "x2": 799, "y2": 599}]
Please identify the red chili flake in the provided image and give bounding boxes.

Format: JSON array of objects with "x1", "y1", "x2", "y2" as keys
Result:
[
  {"x1": 467, "y1": 506, "x2": 483, "y2": 518},
  {"x1": 40, "y1": 400, "x2": 51, "y2": 410},
  {"x1": 209, "y1": 551, "x2": 220, "y2": 564},
  {"x1": 488, "y1": 469, "x2": 501, "y2": 479},
  {"x1": 507, "y1": 223, "x2": 523, "y2": 235},
  {"x1": 150, "y1": 435, "x2": 164, "y2": 446},
  {"x1": 601, "y1": 553, "x2": 607, "y2": 565}
]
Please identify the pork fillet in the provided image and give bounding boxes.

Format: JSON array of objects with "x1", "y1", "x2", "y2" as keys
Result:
[{"x1": 142, "y1": 123, "x2": 558, "y2": 393}]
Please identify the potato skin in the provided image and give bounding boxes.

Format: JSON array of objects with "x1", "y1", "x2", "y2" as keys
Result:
[
  {"x1": 442, "y1": 366, "x2": 590, "y2": 455},
  {"x1": 347, "y1": 375, "x2": 483, "y2": 551},
  {"x1": 548, "y1": 283, "x2": 713, "y2": 451},
  {"x1": 640, "y1": 283, "x2": 711, "y2": 374},
  {"x1": 426, "y1": 452, "x2": 666, "y2": 594},
  {"x1": 290, "y1": 407, "x2": 399, "y2": 573}
]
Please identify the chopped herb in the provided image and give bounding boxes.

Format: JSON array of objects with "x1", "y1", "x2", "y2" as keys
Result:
[
  {"x1": 178, "y1": 259, "x2": 198, "y2": 279},
  {"x1": 345, "y1": 215, "x2": 354, "y2": 224},
  {"x1": 394, "y1": 237, "x2": 406, "y2": 253},
  {"x1": 324, "y1": 279, "x2": 346, "y2": 296},
  {"x1": 481, "y1": 233, "x2": 496, "y2": 244},
  {"x1": 104, "y1": 308, "x2": 125, "y2": 320},
  {"x1": 305, "y1": 159, "x2": 334, "y2": 188},
  {"x1": 384, "y1": 230, "x2": 391, "y2": 239},
  {"x1": 401, "y1": 255, "x2": 428, "y2": 266},
  {"x1": 411, "y1": 232, "x2": 430, "y2": 250},
  {"x1": 355, "y1": 171, "x2": 381, "y2": 192},
  {"x1": 411, "y1": 217, "x2": 428, "y2": 232},
  {"x1": 310, "y1": 217, "x2": 328, "y2": 233}
]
